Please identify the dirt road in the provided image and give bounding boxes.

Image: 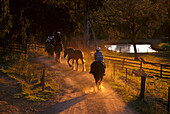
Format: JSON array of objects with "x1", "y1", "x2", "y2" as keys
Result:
[{"x1": 36, "y1": 55, "x2": 138, "y2": 114}]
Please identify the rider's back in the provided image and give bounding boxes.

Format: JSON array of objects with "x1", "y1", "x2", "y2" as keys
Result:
[{"x1": 94, "y1": 51, "x2": 103, "y2": 62}]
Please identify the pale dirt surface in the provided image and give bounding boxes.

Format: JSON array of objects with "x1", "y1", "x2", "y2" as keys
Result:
[
  {"x1": 35, "y1": 55, "x2": 138, "y2": 114},
  {"x1": 0, "y1": 54, "x2": 139, "y2": 114}
]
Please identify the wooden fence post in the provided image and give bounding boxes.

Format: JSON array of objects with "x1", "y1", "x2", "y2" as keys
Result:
[
  {"x1": 140, "y1": 76, "x2": 146, "y2": 99},
  {"x1": 160, "y1": 64, "x2": 162, "y2": 77},
  {"x1": 122, "y1": 59, "x2": 125, "y2": 70},
  {"x1": 125, "y1": 68, "x2": 127, "y2": 83},
  {"x1": 41, "y1": 67, "x2": 45, "y2": 91},
  {"x1": 168, "y1": 87, "x2": 170, "y2": 114},
  {"x1": 114, "y1": 63, "x2": 115, "y2": 80},
  {"x1": 140, "y1": 61, "x2": 142, "y2": 69}
]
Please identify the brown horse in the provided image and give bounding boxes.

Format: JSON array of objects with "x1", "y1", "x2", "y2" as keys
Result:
[
  {"x1": 64, "y1": 47, "x2": 86, "y2": 71},
  {"x1": 91, "y1": 61, "x2": 105, "y2": 90}
]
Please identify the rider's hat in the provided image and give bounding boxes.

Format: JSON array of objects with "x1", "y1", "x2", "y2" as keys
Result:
[
  {"x1": 57, "y1": 31, "x2": 61, "y2": 35},
  {"x1": 46, "y1": 39, "x2": 51, "y2": 42},
  {"x1": 96, "y1": 47, "x2": 101, "y2": 51}
]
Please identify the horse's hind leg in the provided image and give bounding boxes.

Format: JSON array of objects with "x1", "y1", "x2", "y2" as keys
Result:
[
  {"x1": 56, "y1": 51, "x2": 61, "y2": 63},
  {"x1": 81, "y1": 58, "x2": 86, "y2": 72},
  {"x1": 97, "y1": 82, "x2": 100, "y2": 91},
  {"x1": 55, "y1": 53, "x2": 58, "y2": 62},
  {"x1": 76, "y1": 59, "x2": 78, "y2": 71},
  {"x1": 67, "y1": 58, "x2": 72, "y2": 67},
  {"x1": 72, "y1": 59, "x2": 75, "y2": 70},
  {"x1": 58, "y1": 51, "x2": 61, "y2": 63}
]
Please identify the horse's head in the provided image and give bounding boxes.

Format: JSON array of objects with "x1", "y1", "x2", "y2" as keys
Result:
[{"x1": 64, "y1": 48, "x2": 68, "y2": 58}]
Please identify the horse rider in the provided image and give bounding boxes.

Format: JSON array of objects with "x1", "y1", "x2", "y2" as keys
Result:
[
  {"x1": 54, "y1": 31, "x2": 63, "y2": 62},
  {"x1": 45, "y1": 36, "x2": 53, "y2": 52},
  {"x1": 89, "y1": 47, "x2": 106, "y2": 75}
]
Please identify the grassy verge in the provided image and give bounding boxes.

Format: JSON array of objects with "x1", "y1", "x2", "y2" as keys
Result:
[
  {"x1": 0, "y1": 51, "x2": 62, "y2": 102},
  {"x1": 102, "y1": 50, "x2": 169, "y2": 114}
]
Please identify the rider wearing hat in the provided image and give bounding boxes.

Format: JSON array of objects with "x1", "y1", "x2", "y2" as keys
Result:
[
  {"x1": 54, "y1": 31, "x2": 63, "y2": 62},
  {"x1": 45, "y1": 36, "x2": 53, "y2": 52},
  {"x1": 89, "y1": 47, "x2": 106, "y2": 75},
  {"x1": 94, "y1": 47, "x2": 103, "y2": 62}
]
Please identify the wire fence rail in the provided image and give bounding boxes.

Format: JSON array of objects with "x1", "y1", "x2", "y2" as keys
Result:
[{"x1": 104, "y1": 55, "x2": 170, "y2": 78}]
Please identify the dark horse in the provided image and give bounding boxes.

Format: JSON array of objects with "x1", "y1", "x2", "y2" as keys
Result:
[
  {"x1": 91, "y1": 61, "x2": 105, "y2": 89},
  {"x1": 46, "y1": 44, "x2": 54, "y2": 57},
  {"x1": 54, "y1": 34, "x2": 63, "y2": 63},
  {"x1": 54, "y1": 41, "x2": 63, "y2": 63},
  {"x1": 64, "y1": 47, "x2": 86, "y2": 71}
]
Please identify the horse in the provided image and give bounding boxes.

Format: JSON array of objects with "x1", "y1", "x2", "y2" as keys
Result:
[
  {"x1": 52, "y1": 33, "x2": 63, "y2": 63},
  {"x1": 64, "y1": 47, "x2": 86, "y2": 71},
  {"x1": 91, "y1": 61, "x2": 105, "y2": 90},
  {"x1": 46, "y1": 44, "x2": 54, "y2": 58},
  {"x1": 54, "y1": 41, "x2": 63, "y2": 63}
]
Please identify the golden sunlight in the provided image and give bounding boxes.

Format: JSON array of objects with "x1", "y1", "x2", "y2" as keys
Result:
[{"x1": 83, "y1": 84, "x2": 105, "y2": 94}]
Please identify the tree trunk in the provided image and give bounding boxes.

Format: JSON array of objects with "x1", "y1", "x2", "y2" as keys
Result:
[
  {"x1": 84, "y1": 0, "x2": 89, "y2": 50},
  {"x1": 133, "y1": 42, "x2": 138, "y2": 60},
  {"x1": 131, "y1": 21, "x2": 138, "y2": 60},
  {"x1": 131, "y1": 33, "x2": 138, "y2": 60},
  {"x1": 90, "y1": 22, "x2": 97, "y2": 49}
]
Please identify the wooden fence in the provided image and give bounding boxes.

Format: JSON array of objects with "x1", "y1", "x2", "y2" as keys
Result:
[
  {"x1": 104, "y1": 55, "x2": 170, "y2": 113},
  {"x1": 104, "y1": 55, "x2": 170, "y2": 78},
  {"x1": 27, "y1": 44, "x2": 45, "y2": 50},
  {"x1": 0, "y1": 43, "x2": 27, "y2": 54},
  {"x1": 0, "y1": 43, "x2": 46, "y2": 55}
]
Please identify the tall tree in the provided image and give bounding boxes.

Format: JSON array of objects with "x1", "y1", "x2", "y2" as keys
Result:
[
  {"x1": 96, "y1": 0, "x2": 169, "y2": 60},
  {"x1": 0, "y1": 0, "x2": 12, "y2": 39},
  {"x1": 9, "y1": 0, "x2": 75, "y2": 44},
  {"x1": 45, "y1": 0, "x2": 106, "y2": 49}
]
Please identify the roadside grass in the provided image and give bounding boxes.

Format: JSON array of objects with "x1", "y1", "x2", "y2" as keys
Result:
[
  {"x1": 0, "y1": 52, "x2": 62, "y2": 102},
  {"x1": 102, "y1": 50, "x2": 169, "y2": 114}
]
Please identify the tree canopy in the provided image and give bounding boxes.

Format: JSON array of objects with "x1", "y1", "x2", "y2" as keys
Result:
[
  {"x1": 1, "y1": 0, "x2": 106, "y2": 46},
  {"x1": 0, "y1": 0, "x2": 169, "y2": 52},
  {"x1": 94, "y1": 0, "x2": 169, "y2": 59}
]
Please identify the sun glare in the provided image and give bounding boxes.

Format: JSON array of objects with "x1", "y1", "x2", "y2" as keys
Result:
[{"x1": 83, "y1": 84, "x2": 105, "y2": 94}]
